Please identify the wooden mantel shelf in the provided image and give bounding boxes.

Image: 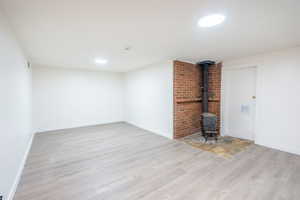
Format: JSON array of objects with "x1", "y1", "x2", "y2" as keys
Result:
[
  {"x1": 176, "y1": 98, "x2": 201, "y2": 103},
  {"x1": 176, "y1": 98, "x2": 219, "y2": 103}
]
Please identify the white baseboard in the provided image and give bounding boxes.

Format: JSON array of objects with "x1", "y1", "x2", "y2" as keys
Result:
[
  {"x1": 35, "y1": 121, "x2": 124, "y2": 134},
  {"x1": 125, "y1": 121, "x2": 173, "y2": 139},
  {"x1": 8, "y1": 133, "x2": 34, "y2": 200},
  {"x1": 255, "y1": 141, "x2": 300, "y2": 156}
]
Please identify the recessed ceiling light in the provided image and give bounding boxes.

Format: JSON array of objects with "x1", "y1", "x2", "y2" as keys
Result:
[
  {"x1": 95, "y1": 58, "x2": 108, "y2": 65},
  {"x1": 198, "y1": 14, "x2": 225, "y2": 27}
]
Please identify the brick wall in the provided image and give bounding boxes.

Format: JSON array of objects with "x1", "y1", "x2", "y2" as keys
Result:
[{"x1": 173, "y1": 60, "x2": 222, "y2": 139}]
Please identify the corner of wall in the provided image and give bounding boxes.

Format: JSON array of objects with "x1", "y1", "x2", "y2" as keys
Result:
[{"x1": 123, "y1": 60, "x2": 174, "y2": 139}]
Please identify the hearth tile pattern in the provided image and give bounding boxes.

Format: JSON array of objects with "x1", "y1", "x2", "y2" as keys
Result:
[{"x1": 180, "y1": 133, "x2": 253, "y2": 159}]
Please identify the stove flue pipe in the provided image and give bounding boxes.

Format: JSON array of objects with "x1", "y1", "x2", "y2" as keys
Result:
[{"x1": 197, "y1": 60, "x2": 216, "y2": 113}]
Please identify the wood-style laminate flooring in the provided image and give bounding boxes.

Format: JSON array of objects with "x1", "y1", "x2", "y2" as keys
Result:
[{"x1": 14, "y1": 122, "x2": 300, "y2": 200}]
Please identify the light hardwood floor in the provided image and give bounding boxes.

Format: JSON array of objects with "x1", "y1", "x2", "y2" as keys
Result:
[{"x1": 14, "y1": 122, "x2": 300, "y2": 200}]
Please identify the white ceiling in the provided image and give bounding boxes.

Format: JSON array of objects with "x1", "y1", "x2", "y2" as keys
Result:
[{"x1": 0, "y1": 0, "x2": 299, "y2": 72}]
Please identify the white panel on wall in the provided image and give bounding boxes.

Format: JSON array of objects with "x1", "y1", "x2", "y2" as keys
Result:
[
  {"x1": 33, "y1": 66, "x2": 124, "y2": 132},
  {"x1": 124, "y1": 61, "x2": 173, "y2": 139},
  {"x1": 222, "y1": 47, "x2": 300, "y2": 155},
  {"x1": 0, "y1": 12, "x2": 32, "y2": 200},
  {"x1": 222, "y1": 67, "x2": 257, "y2": 141}
]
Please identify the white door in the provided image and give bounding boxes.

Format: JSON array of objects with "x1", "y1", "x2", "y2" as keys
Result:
[{"x1": 223, "y1": 67, "x2": 256, "y2": 140}]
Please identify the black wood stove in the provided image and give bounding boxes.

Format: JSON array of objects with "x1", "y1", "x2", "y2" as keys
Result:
[{"x1": 197, "y1": 60, "x2": 218, "y2": 142}]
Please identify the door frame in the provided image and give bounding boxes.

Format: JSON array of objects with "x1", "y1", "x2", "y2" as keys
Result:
[{"x1": 221, "y1": 64, "x2": 260, "y2": 141}]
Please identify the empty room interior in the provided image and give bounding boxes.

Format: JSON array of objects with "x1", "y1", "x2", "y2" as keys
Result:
[{"x1": 1, "y1": 0, "x2": 300, "y2": 199}]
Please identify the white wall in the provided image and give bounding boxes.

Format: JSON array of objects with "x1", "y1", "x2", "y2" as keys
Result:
[
  {"x1": 33, "y1": 66, "x2": 124, "y2": 132},
  {"x1": 222, "y1": 47, "x2": 300, "y2": 155},
  {"x1": 0, "y1": 12, "x2": 32, "y2": 200},
  {"x1": 125, "y1": 61, "x2": 173, "y2": 139}
]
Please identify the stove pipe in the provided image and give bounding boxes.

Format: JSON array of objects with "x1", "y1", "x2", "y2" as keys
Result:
[{"x1": 197, "y1": 60, "x2": 216, "y2": 113}]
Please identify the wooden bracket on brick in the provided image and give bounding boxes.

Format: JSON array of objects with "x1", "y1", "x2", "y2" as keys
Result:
[{"x1": 176, "y1": 98, "x2": 219, "y2": 104}]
